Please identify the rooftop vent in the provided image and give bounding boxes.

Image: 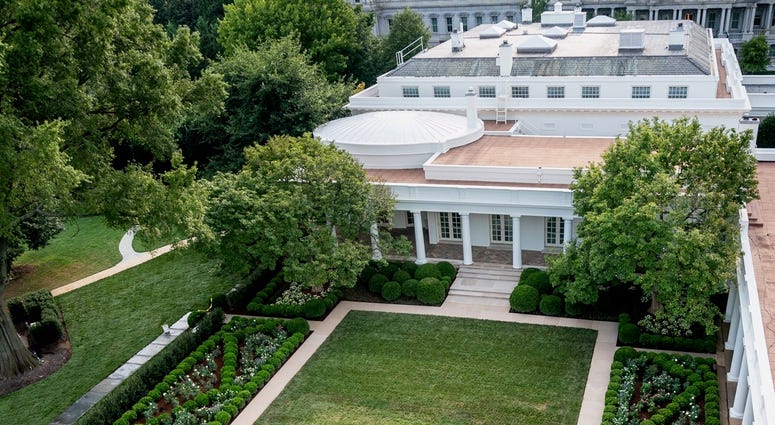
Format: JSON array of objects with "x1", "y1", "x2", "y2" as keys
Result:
[
  {"x1": 479, "y1": 25, "x2": 507, "y2": 39},
  {"x1": 587, "y1": 15, "x2": 617, "y2": 27},
  {"x1": 496, "y1": 20, "x2": 518, "y2": 30},
  {"x1": 554, "y1": 1, "x2": 563, "y2": 12},
  {"x1": 573, "y1": 11, "x2": 586, "y2": 31},
  {"x1": 541, "y1": 1, "x2": 574, "y2": 27},
  {"x1": 451, "y1": 28, "x2": 465, "y2": 52},
  {"x1": 668, "y1": 23, "x2": 685, "y2": 50},
  {"x1": 522, "y1": 7, "x2": 533, "y2": 24},
  {"x1": 517, "y1": 35, "x2": 558, "y2": 54},
  {"x1": 619, "y1": 29, "x2": 645, "y2": 52},
  {"x1": 543, "y1": 26, "x2": 569, "y2": 39},
  {"x1": 496, "y1": 40, "x2": 514, "y2": 76}
]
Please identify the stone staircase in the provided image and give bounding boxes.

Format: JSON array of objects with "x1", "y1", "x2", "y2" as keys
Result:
[
  {"x1": 747, "y1": 201, "x2": 764, "y2": 228},
  {"x1": 445, "y1": 264, "x2": 523, "y2": 307}
]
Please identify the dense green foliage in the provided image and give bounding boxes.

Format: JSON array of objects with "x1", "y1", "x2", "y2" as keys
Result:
[
  {"x1": 149, "y1": 0, "x2": 225, "y2": 61},
  {"x1": 381, "y1": 281, "x2": 402, "y2": 301},
  {"x1": 416, "y1": 277, "x2": 445, "y2": 305},
  {"x1": 548, "y1": 118, "x2": 758, "y2": 335},
  {"x1": 539, "y1": 294, "x2": 563, "y2": 316},
  {"x1": 739, "y1": 35, "x2": 770, "y2": 74},
  {"x1": 757, "y1": 114, "x2": 775, "y2": 148},
  {"x1": 255, "y1": 311, "x2": 596, "y2": 425},
  {"x1": 380, "y1": 8, "x2": 431, "y2": 68},
  {"x1": 510, "y1": 285, "x2": 540, "y2": 313}
]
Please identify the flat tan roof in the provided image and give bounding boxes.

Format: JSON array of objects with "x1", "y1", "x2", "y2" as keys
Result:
[
  {"x1": 431, "y1": 135, "x2": 615, "y2": 168},
  {"x1": 366, "y1": 168, "x2": 569, "y2": 189}
]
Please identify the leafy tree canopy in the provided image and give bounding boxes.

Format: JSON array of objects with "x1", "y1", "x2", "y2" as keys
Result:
[
  {"x1": 380, "y1": 8, "x2": 431, "y2": 70},
  {"x1": 149, "y1": 0, "x2": 226, "y2": 62},
  {"x1": 548, "y1": 118, "x2": 758, "y2": 335},
  {"x1": 739, "y1": 34, "x2": 770, "y2": 74},
  {"x1": 195, "y1": 134, "x2": 396, "y2": 291},
  {"x1": 757, "y1": 113, "x2": 775, "y2": 148}
]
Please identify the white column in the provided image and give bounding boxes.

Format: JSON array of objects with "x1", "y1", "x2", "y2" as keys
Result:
[
  {"x1": 461, "y1": 212, "x2": 473, "y2": 265},
  {"x1": 748, "y1": 6, "x2": 756, "y2": 33},
  {"x1": 726, "y1": 299, "x2": 741, "y2": 349},
  {"x1": 742, "y1": 390, "x2": 754, "y2": 425},
  {"x1": 412, "y1": 211, "x2": 427, "y2": 264},
  {"x1": 725, "y1": 283, "x2": 738, "y2": 322},
  {"x1": 728, "y1": 326, "x2": 745, "y2": 381},
  {"x1": 562, "y1": 217, "x2": 573, "y2": 253},
  {"x1": 701, "y1": 8, "x2": 708, "y2": 27},
  {"x1": 370, "y1": 222, "x2": 382, "y2": 261},
  {"x1": 723, "y1": 7, "x2": 732, "y2": 35},
  {"x1": 730, "y1": 358, "x2": 749, "y2": 419},
  {"x1": 512, "y1": 215, "x2": 522, "y2": 269}
]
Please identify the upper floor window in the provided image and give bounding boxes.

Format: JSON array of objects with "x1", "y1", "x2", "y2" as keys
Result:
[
  {"x1": 668, "y1": 86, "x2": 688, "y2": 98},
  {"x1": 581, "y1": 86, "x2": 600, "y2": 98},
  {"x1": 387, "y1": 18, "x2": 393, "y2": 28},
  {"x1": 402, "y1": 86, "x2": 419, "y2": 98},
  {"x1": 490, "y1": 15, "x2": 499, "y2": 24},
  {"x1": 446, "y1": 16, "x2": 453, "y2": 32},
  {"x1": 433, "y1": 86, "x2": 451, "y2": 98},
  {"x1": 431, "y1": 17, "x2": 438, "y2": 33},
  {"x1": 511, "y1": 86, "x2": 529, "y2": 98},
  {"x1": 479, "y1": 85, "x2": 496, "y2": 98},
  {"x1": 475, "y1": 15, "x2": 483, "y2": 26},
  {"x1": 461, "y1": 16, "x2": 468, "y2": 31},
  {"x1": 506, "y1": 14, "x2": 514, "y2": 22},
  {"x1": 547, "y1": 86, "x2": 565, "y2": 98},
  {"x1": 631, "y1": 86, "x2": 651, "y2": 99}
]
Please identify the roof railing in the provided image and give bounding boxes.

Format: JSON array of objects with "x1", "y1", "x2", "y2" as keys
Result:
[{"x1": 396, "y1": 36, "x2": 425, "y2": 66}]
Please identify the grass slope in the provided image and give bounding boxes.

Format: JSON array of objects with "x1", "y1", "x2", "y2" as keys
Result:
[
  {"x1": 256, "y1": 311, "x2": 597, "y2": 425},
  {"x1": 5, "y1": 216, "x2": 125, "y2": 299},
  {"x1": 0, "y1": 249, "x2": 232, "y2": 425}
]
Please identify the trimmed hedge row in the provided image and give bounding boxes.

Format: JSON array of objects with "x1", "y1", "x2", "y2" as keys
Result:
[
  {"x1": 246, "y1": 277, "x2": 343, "y2": 319},
  {"x1": 75, "y1": 309, "x2": 226, "y2": 425},
  {"x1": 8, "y1": 289, "x2": 64, "y2": 349},
  {"x1": 111, "y1": 316, "x2": 308, "y2": 425},
  {"x1": 359, "y1": 260, "x2": 455, "y2": 305},
  {"x1": 618, "y1": 314, "x2": 716, "y2": 353},
  {"x1": 603, "y1": 348, "x2": 720, "y2": 425}
]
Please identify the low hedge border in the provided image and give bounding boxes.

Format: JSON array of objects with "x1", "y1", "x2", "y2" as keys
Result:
[
  {"x1": 617, "y1": 314, "x2": 716, "y2": 353},
  {"x1": 75, "y1": 309, "x2": 226, "y2": 425},
  {"x1": 111, "y1": 316, "x2": 308, "y2": 425},
  {"x1": 246, "y1": 277, "x2": 343, "y2": 319}
]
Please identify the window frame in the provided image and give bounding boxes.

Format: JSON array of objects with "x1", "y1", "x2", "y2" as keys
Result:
[
  {"x1": 440, "y1": 212, "x2": 462, "y2": 240},
  {"x1": 433, "y1": 86, "x2": 451, "y2": 98},
  {"x1": 490, "y1": 215, "x2": 513, "y2": 243},
  {"x1": 547, "y1": 86, "x2": 565, "y2": 98},
  {"x1": 446, "y1": 16, "x2": 453, "y2": 32},
  {"x1": 631, "y1": 86, "x2": 651, "y2": 99},
  {"x1": 581, "y1": 86, "x2": 600, "y2": 98},
  {"x1": 402, "y1": 86, "x2": 420, "y2": 98},
  {"x1": 478, "y1": 85, "x2": 496, "y2": 98},
  {"x1": 511, "y1": 86, "x2": 529, "y2": 98},
  {"x1": 545, "y1": 217, "x2": 566, "y2": 246},
  {"x1": 431, "y1": 17, "x2": 438, "y2": 33},
  {"x1": 667, "y1": 86, "x2": 688, "y2": 99}
]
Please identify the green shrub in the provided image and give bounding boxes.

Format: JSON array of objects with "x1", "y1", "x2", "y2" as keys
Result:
[
  {"x1": 187, "y1": 310, "x2": 206, "y2": 328},
  {"x1": 7, "y1": 297, "x2": 26, "y2": 324},
  {"x1": 358, "y1": 265, "x2": 377, "y2": 286},
  {"x1": 382, "y1": 262, "x2": 400, "y2": 279},
  {"x1": 641, "y1": 421, "x2": 655, "y2": 425},
  {"x1": 650, "y1": 413, "x2": 665, "y2": 425},
  {"x1": 416, "y1": 277, "x2": 445, "y2": 305},
  {"x1": 509, "y1": 285, "x2": 539, "y2": 313},
  {"x1": 303, "y1": 298, "x2": 326, "y2": 319},
  {"x1": 618, "y1": 313, "x2": 631, "y2": 324},
  {"x1": 401, "y1": 279, "x2": 418, "y2": 298},
  {"x1": 368, "y1": 274, "x2": 389, "y2": 293},
  {"x1": 285, "y1": 317, "x2": 309, "y2": 335},
  {"x1": 392, "y1": 269, "x2": 411, "y2": 283},
  {"x1": 381, "y1": 281, "x2": 401, "y2": 301},
  {"x1": 27, "y1": 314, "x2": 63, "y2": 348},
  {"x1": 518, "y1": 268, "x2": 542, "y2": 284},
  {"x1": 214, "y1": 410, "x2": 231, "y2": 423},
  {"x1": 539, "y1": 295, "x2": 563, "y2": 316},
  {"x1": 565, "y1": 302, "x2": 586, "y2": 316},
  {"x1": 437, "y1": 261, "x2": 457, "y2": 280},
  {"x1": 439, "y1": 276, "x2": 452, "y2": 289},
  {"x1": 400, "y1": 261, "x2": 418, "y2": 276},
  {"x1": 414, "y1": 263, "x2": 441, "y2": 280},
  {"x1": 613, "y1": 347, "x2": 638, "y2": 363},
  {"x1": 522, "y1": 271, "x2": 552, "y2": 295},
  {"x1": 618, "y1": 323, "x2": 641, "y2": 345}
]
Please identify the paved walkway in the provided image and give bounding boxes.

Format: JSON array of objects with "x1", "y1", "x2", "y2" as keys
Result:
[
  {"x1": 51, "y1": 229, "x2": 181, "y2": 296},
  {"x1": 231, "y1": 300, "x2": 619, "y2": 425}
]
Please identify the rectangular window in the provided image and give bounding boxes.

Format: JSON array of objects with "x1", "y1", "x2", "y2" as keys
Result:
[
  {"x1": 731, "y1": 9, "x2": 742, "y2": 29},
  {"x1": 490, "y1": 15, "x2": 498, "y2": 24},
  {"x1": 506, "y1": 14, "x2": 514, "y2": 23},
  {"x1": 433, "y1": 86, "x2": 451, "y2": 98},
  {"x1": 490, "y1": 215, "x2": 513, "y2": 243},
  {"x1": 631, "y1": 86, "x2": 651, "y2": 99},
  {"x1": 668, "y1": 86, "x2": 688, "y2": 99},
  {"x1": 402, "y1": 86, "x2": 419, "y2": 98},
  {"x1": 545, "y1": 217, "x2": 566, "y2": 246},
  {"x1": 387, "y1": 18, "x2": 393, "y2": 28},
  {"x1": 581, "y1": 86, "x2": 600, "y2": 98},
  {"x1": 476, "y1": 15, "x2": 483, "y2": 25},
  {"x1": 547, "y1": 86, "x2": 565, "y2": 98},
  {"x1": 511, "y1": 86, "x2": 529, "y2": 98},
  {"x1": 446, "y1": 17, "x2": 453, "y2": 32},
  {"x1": 440, "y1": 212, "x2": 461, "y2": 240},
  {"x1": 461, "y1": 16, "x2": 468, "y2": 31},
  {"x1": 478, "y1": 85, "x2": 496, "y2": 98},
  {"x1": 406, "y1": 211, "x2": 414, "y2": 226},
  {"x1": 431, "y1": 17, "x2": 438, "y2": 33}
]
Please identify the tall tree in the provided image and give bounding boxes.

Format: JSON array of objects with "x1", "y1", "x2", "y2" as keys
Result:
[
  {"x1": 195, "y1": 134, "x2": 396, "y2": 290},
  {"x1": 179, "y1": 38, "x2": 351, "y2": 174},
  {"x1": 739, "y1": 34, "x2": 770, "y2": 74},
  {"x1": 218, "y1": 0, "x2": 361, "y2": 81},
  {"x1": 148, "y1": 0, "x2": 226, "y2": 62},
  {"x1": 0, "y1": 0, "x2": 225, "y2": 377},
  {"x1": 380, "y1": 8, "x2": 431, "y2": 71},
  {"x1": 548, "y1": 118, "x2": 758, "y2": 335}
]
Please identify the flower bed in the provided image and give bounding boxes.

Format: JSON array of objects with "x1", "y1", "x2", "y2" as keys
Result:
[
  {"x1": 618, "y1": 314, "x2": 716, "y2": 354},
  {"x1": 113, "y1": 317, "x2": 309, "y2": 425},
  {"x1": 246, "y1": 276, "x2": 342, "y2": 319},
  {"x1": 602, "y1": 347, "x2": 720, "y2": 425}
]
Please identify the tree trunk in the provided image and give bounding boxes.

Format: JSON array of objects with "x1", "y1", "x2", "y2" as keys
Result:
[{"x1": 0, "y1": 238, "x2": 39, "y2": 378}]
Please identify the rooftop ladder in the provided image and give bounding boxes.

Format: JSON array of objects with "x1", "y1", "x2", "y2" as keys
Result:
[{"x1": 395, "y1": 37, "x2": 425, "y2": 66}]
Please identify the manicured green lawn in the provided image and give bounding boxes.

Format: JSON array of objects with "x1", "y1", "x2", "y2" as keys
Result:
[
  {"x1": 256, "y1": 311, "x2": 597, "y2": 425},
  {"x1": 5, "y1": 216, "x2": 125, "y2": 299},
  {"x1": 0, "y1": 249, "x2": 233, "y2": 425}
]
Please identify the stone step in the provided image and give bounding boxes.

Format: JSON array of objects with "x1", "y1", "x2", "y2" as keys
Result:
[
  {"x1": 444, "y1": 294, "x2": 511, "y2": 307},
  {"x1": 456, "y1": 268, "x2": 521, "y2": 278},
  {"x1": 450, "y1": 278, "x2": 517, "y2": 294},
  {"x1": 448, "y1": 289, "x2": 511, "y2": 299}
]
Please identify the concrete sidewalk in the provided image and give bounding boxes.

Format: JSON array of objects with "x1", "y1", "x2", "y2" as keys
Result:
[{"x1": 231, "y1": 300, "x2": 618, "y2": 425}]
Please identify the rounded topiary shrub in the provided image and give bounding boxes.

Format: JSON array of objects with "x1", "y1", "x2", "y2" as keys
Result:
[
  {"x1": 539, "y1": 294, "x2": 563, "y2": 316},
  {"x1": 187, "y1": 310, "x2": 206, "y2": 328},
  {"x1": 518, "y1": 267, "x2": 542, "y2": 284},
  {"x1": 381, "y1": 281, "x2": 401, "y2": 301},
  {"x1": 368, "y1": 274, "x2": 389, "y2": 293},
  {"x1": 565, "y1": 302, "x2": 586, "y2": 317},
  {"x1": 437, "y1": 261, "x2": 457, "y2": 280},
  {"x1": 401, "y1": 261, "x2": 418, "y2": 276},
  {"x1": 522, "y1": 270, "x2": 552, "y2": 295},
  {"x1": 359, "y1": 265, "x2": 377, "y2": 285},
  {"x1": 618, "y1": 323, "x2": 641, "y2": 345},
  {"x1": 414, "y1": 263, "x2": 441, "y2": 280},
  {"x1": 285, "y1": 317, "x2": 310, "y2": 335},
  {"x1": 440, "y1": 275, "x2": 452, "y2": 289},
  {"x1": 303, "y1": 298, "x2": 326, "y2": 319},
  {"x1": 401, "y1": 279, "x2": 418, "y2": 298},
  {"x1": 613, "y1": 346, "x2": 638, "y2": 363},
  {"x1": 381, "y1": 262, "x2": 400, "y2": 279},
  {"x1": 416, "y1": 277, "x2": 446, "y2": 305},
  {"x1": 392, "y1": 269, "x2": 411, "y2": 284},
  {"x1": 509, "y1": 285, "x2": 539, "y2": 313}
]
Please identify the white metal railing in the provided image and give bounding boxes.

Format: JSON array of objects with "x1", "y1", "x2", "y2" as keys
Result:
[
  {"x1": 395, "y1": 37, "x2": 424, "y2": 66},
  {"x1": 733, "y1": 208, "x2": 775, "y2": 424}
]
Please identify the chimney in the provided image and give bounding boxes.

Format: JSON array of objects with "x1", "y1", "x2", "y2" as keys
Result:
[
  {"x1": 451, "y1": 29, "x2": 465, "y2": 52},
  {"x1": 573, "y1": 11, "x2": 586, "y2": 31},
  {"x1": 554, "y1": 1, "x2": 563, "y2": 13},
  {"x1": 465, "y1": 87, "x2": 478, "y2": 129},
  {"x1": 668, "y1": 23, "x2": 685, "y2": 50},
  {"x1": 739, "y1": 116, "x2": 760, "y2": 153},
  {"x1": 497, "y1": 40, "x2": 513, "y2": 77},
  {"x1": 522, "y1": 7, "x2": 533, "y2": 24}
]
